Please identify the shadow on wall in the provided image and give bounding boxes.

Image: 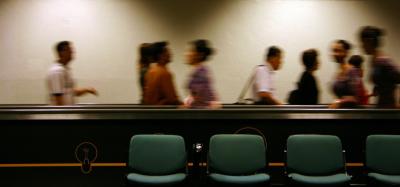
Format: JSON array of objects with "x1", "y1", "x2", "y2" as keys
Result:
[
  {"x1": 132, "y1": 0, "x2": 234, "y2": 36},
  {"x1": 361, "y1": 0, "x2": 400, "y2": 61},
  {"x1": 366, "y1": 0, "x2": 400, "y2": 28}
]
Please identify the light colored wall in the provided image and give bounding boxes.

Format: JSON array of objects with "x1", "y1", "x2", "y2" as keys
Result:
[{"x1": 0, "y1": 0, "x2": 399, "y2": 104}]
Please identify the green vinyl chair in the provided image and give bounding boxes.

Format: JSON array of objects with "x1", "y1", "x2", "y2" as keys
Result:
[
  {"x1": 286, "y1": 135, "x2": 351, "y2": 186},
  {"x1": 126, "y1": 135, "x2": 187, "y2": 186},
  {"x1": 366, "y1": 135, "x2": 400, "y2": 186},
  {"x1": 208, "y1": 134, "x2": 270, "y2": 186}
]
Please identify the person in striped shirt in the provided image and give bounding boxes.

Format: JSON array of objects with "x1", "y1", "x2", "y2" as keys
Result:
[{"x1": 183, "y1": 39, "x2": 220, "y2": 109}]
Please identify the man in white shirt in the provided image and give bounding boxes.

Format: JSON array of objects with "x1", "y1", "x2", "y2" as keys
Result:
[
  {"x1": 47, "y1": 41, "x2": 98, "y2": 105},
  {"x1": 252, "y1": 46, "x2": 283, "y2": 105}
]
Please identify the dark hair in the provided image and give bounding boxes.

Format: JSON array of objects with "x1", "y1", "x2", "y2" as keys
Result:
[
  {"x1": 139, "y1": 43, "x2": 153, "y2": 66},
  {"x1": 266, "y1": 46, "x2": 281, "y2": 61},
  {"x1": 335, "y1": 40, "x2": 352, "y2": 51},
  {"x1": 349, "y1": 55, "x2": 364, "y2": 68},
  {"x1": 192, "y1": 39, "x2": 214, "y2": 62},
  {"x1": 55, "y1": 41, "x2": 70, "y2": 55},
  {"x1": 152, "y1": 41, "x2": 168, "y2": 61},
  {"x1": 302, "y1": 49, "x2": 318, "y2": 70},
  {"x1": 360, "y1": 26, "x2": 384, "y2": 48}
]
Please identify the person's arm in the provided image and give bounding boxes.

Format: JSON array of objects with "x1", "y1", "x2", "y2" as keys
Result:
[
  {"x1": 74, "y1": 87, "x2": 98, "y2": 97},
  {"x1": 329, "y1": 96, "x2": 358, "y2": 109},
  {"x1": 181, "y1": 95, "x2": 194, "y2": 108},
  {"x1": 258, "y1": 92, "x2": 283, "y2": 105},
  {"x1": 160, "y1": 72, "x2": 182, "y2": 105},
  {"x1": 52, "y1": 95, "x2": 64, "y2": 105},
  {"x1": 208, "y1": 100, "x2": 222, "y2": 109}
]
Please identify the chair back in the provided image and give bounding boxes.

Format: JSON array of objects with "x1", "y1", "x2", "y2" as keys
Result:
[
  {"x1": 209, "y1": 134, "x2": 266, "y2": 175},
  {"x1": 366, "y1": 135, "x2": 400, "y2": 175},
  {"x1": 287, "y1": 134, "x2": 345, "y2": 175},
  {"x1": 129, "y1": 134, "x2": 186, "y2": 175}
]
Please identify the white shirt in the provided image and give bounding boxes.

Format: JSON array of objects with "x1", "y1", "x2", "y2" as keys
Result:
[
  {"x1": 252, "y1": 63, "x2": 275, "y2": 102},
  {"x1": 47, "y1": 63, "x2": 75, "y2": 105}
]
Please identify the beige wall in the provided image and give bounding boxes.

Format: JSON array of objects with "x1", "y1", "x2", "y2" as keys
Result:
[{"x1": 0, "y1": 0, "x2": 399, "y2": 104}]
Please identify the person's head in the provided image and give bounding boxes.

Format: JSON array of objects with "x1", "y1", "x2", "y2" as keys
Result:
[
  {"x1": 139, "y1": 43, "x2": 154, "y2": 67},
  {"x1": 186, "y1": 39, "x2": 214, "y2": 65},
  {"x1": 152, "y1": 41, "x2": 170, "y2": 65},
  {"x1": 360, "y1": 26, "x2": 384, "y2": 55},
  {"x1": 56, "y1": 41, "x2": 73, "y2": 64},
  {"x1": 349, "y1": 55, "x2": 364, "y2": 77},
  {"x1": 349, "y1": 55, "x2": 364, "y2": 69},
  {"x1": 266, "y1": 46, "x2": 283, "y2": 70},
  {"x1": 302, "y1": 49, "x2": 319, "y2": 71},
  {"x1": 331, "y1": 40, "x2": 351, "y2": 64}
]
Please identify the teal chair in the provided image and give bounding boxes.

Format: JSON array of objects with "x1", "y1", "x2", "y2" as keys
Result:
[
  {"x1": 286, "y1": 135, "x2": 351, "y2": 186},
  {"x1": 126, "y1": 135, "x2": 187, "y2": 186},
  {"x1": 208, "y1": 134, "x2": 270, "y2": 186},
  {"x1": 366, "y1": 135, "x2": 400, "y2": 186}
]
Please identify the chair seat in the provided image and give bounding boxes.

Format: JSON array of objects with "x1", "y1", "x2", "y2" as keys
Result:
[
  {"x1": 209, "y1": 173, "x2": 270, "y2": 185},
  {"x1": 127, "y1": 173, "x2": 186, "y2": 186},
  {"x1": 368, "y1": 173, "x2": 400, "y2": 185},
  {"x1": 289, "y1": 173, "x2": 351, "y2": 186}
]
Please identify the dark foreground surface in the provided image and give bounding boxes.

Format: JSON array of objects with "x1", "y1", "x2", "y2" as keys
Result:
[{"x1": 0, "y1": 104, "x2": 398, "y2": 186}]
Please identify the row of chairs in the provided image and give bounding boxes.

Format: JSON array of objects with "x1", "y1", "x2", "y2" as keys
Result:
[{"x1": 126, "y1": 134, "x2": 400, "y2": 186}]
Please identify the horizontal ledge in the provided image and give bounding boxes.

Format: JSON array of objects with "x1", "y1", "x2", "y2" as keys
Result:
[
  {"x1": 1, "y1": 110, "x2": 399, "y2": 120},
  {"x1": 201, "y1": 162, "x2": 364, "y2": 167},
  {"x1": 0, "y1": 162, "x2": 364, "y2": 168},
  {"x1": 0, "y1": 163, "x2": 126, "y2": 168}
]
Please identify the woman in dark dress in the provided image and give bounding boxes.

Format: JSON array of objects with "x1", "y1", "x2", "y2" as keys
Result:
[{"x1": 290, "y1": 49, "x2": 320, "y2": 105}]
